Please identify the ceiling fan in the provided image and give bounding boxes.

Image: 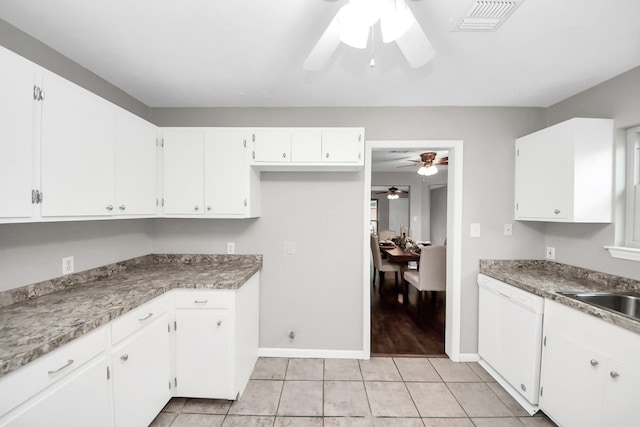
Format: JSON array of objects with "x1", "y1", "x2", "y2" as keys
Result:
[
  {"x1": 303, "y1": 0, "x2": 435, "y2": 70},
  {"x1": 376, "y1": 186, "x2": 408, "y2": 199},
  {"x1": 399, "y1": 152, "x2": 449, "y2": 176}
]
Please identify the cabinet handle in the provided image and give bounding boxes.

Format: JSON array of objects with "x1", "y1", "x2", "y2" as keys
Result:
[
  {"x1": 217, "y1": 320, "x2": 222, "y2": 326},
  {"x1": 282, "y1": 153, "x2": 287, "y2": 159},
  {"x1": 194, "y1": 206, "x2": 200, "y2": 211},
  {"x1": 590, "y1": 359, "x2": 599, "y2": 367},
  {"x1": 207, "y1": 206, "x2": 212, "y2": 211},
  {"x1": 554, "y1": 209, "x2": 561, "y2": 214},
  {"x1": 106, "y1": 205, "x2": 114, "y2": 211},
  {"x1": 48, "y1": 359, "x2": 74, "y2": 375},
  {"x1": 325, "y1": 152, "x2": 330, "y2": 159},
  {"x1": 118, "y1": 205, "x2": 126, "y2": 211},
  {"x1": 120, "y1": 354, "x2": 129, "y2": 361},
  {"x1": 33, "y1": 85, "x2": 40, "y2": 100},
  {"x1": 610, "y1": 371, "x2": 620, "y2": 378},
  {"x1": 138, "y1": 312, "x2": 153, "y2": 321},
  {"x1": 194, "y1": 299, "x2": 208, "y2": 304}
]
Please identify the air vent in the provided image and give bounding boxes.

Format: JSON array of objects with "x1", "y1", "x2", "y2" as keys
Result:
[{"x1": 453, "y1": 0, "x2": 524, "y2": 31}]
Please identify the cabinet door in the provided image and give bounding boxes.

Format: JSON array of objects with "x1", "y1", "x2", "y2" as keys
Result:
[
  {"x1": 601, "y1": 360, "x2": 640, "y2": 426},
  {"x1": 112, "y1": 313, "x2": 171, "y2": 427},
  {"x1": 252, "y1": 129, "x2": 291, "y2": 162},
  {"x1": 204, "y1": 129, "x2": 247, "y2": 216},
  {"x1": 175, "y1": 309, "x2": 231, "y2": 399},
  {"x1": 162, "y1": 129, "x2": 204, "y2": 215},
  {"x1": 515, "y1": 127, "x2": 571, "y2": 220},
  {"x1": 322, "y1": 128, "x2": 363, "y2": 163},
  {"x1": 291, "y1": 129, "x2": 322, "y2": 162},
  {"x1": 539, "y1": 331, "x2": 605, "y2": 427},
  {"x1": 2, "y1": 355, "x2": 111, "y2": 427},
  {"x1": 114, "y1": 109, "x2": 157, "y2": 215},
  {"x1": 0, "y1": 47, "x2": 38, "y2": 218},
  {"x1": 40, "y1": 71, "x2": 115, "y2": 217}
]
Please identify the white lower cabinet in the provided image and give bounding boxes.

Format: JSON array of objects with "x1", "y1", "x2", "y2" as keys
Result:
[
  {"x1": 111, "y1": 312, "x2": 171, "y2": 427},
  {"x1": 174, "y1": 272, "x2": 260, "y2": 400},
  {"x1": 540, "y1": 299, "x2": 640, "y2": 427}
]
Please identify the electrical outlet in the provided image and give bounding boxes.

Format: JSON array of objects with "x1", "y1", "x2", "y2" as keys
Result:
[
  {"x1": 470, "y1": 223, "x2": 481, "y2": 238},
  {"x1": 227, "y1": 242, "x2": 235, "y2": 254},
  {"x1": 285, "y1": 240, "x2": 296, "y2": 256},
  {"x1": 504, "y1": 223, "x2": 513, "y2": 236},
  {"x1": 62, "y1": 256, "x2": 74, "y2": 275},
  {"x1": 546, "y1": 247, "x2": 556, "y2": 260}
]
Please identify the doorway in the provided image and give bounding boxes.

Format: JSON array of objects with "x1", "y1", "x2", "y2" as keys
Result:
[{"x1": 363, "y1": 140, "x2": 464, "y2": 361}]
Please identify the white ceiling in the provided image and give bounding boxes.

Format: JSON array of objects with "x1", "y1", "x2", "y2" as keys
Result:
[{"x1": 0, "y1": 0, "x2": 638, "y2": 108}]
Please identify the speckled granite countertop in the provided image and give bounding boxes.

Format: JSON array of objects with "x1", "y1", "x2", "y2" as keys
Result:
[
  {"x1": 480, "y1": 259, "x2": 640, "y2": 335},
  {"x1": 0, "y1": 254, "x2": 262, "y2": 378}
]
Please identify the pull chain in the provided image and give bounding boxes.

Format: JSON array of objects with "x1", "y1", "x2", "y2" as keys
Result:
[{"x1": 370, "y1": 26, "x2": 376, "y2": 67}]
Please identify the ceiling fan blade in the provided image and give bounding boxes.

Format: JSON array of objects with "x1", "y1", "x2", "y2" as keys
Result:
[
  {"x1": 394, "y1": 8, "x2": 436, "y2": 69},
  {"x1": 434, "y1": 157, "x2": 449, "y2": 165},
  {"x1": 303, "y1": 14, "x2": 342, "y2": 71}
]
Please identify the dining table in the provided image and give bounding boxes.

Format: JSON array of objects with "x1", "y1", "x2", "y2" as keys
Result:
[{"x1": 379, "y1": 244, "x2": 421, "y2": 305}]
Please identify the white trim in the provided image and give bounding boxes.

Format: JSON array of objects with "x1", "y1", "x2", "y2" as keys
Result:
[
  {"x1": 364, "y1": 140, "x2": 464, "y2": 362},
  {"x1": 456, "y1": 353, "x2": 481, "y2": 362},
  {"x1": 604, "y1": 246, "x2": 640, "y2": 261},
  {"x1": 258, "y1": 348, "x2": 365, "y2": 360}
]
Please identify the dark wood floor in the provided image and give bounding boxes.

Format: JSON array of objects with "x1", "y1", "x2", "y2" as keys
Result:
[{"x1": 370, "y1": 271, "x2": 446, "y2": 356}]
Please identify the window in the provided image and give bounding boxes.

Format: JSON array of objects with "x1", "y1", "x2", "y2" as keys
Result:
[
  {"x1": 626, "y1": 125, "x2": 640, "y2": 248},
  {"x1": 370, "y1": 199, "x2": 378, "y2": 235}
]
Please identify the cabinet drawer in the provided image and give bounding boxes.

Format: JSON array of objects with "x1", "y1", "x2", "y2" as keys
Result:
[
  {"x1": 111, "y1": 295, "x2": 169, "y2": 344},
  {"x1": 175, "y1": 290, "x2": 233, "y2": 309},
  {"x1": 0, "y1": 325, "x2": 107, "y2": 417}
]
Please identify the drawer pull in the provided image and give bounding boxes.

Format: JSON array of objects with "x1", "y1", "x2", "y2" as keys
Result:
[
  {"x1": 194, "y1": 300, "x2": 208, "y2": 304},
  {"x1": 138, "y1": 312, "x2": 153, "y2": 321},
  {"x1": 48, "y1": 359, "x2": 74, "y2": 375}
]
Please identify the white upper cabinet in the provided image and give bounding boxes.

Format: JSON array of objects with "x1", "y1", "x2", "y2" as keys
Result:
[
  {"x1": 114, "y1": 109, "x2": 158, "y2": 216},
  {"x1": 162, "y1": 129, "x2": 204, "y2": 215},
  {"x1": 515, "y1": 118, "x2": 613, "y2": 223},
  {"x1": 251, "y1": 127, "x2": 364, "y2": 170},
  {"x1": 40, "y1": 71, "x2": 116, "y2": 217},
  {"x1": 252, "y1": 128, "x2": 291, "y2": 162},
  {"x1": 321, "y1": 128, "x2": 363, "y2": 163},
  {"x1": 0, "y1": 46, "x2": 39, "y2": 219},
  {"x1": 204, "y1": 128, "x2": 252, "y2": 217}
]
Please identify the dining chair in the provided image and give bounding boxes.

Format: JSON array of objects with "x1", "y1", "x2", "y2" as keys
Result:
[
  {"x1": 377, "y1": 229, "x2": 396, "y2": 241},
  {"x1": 403, "y1": 245, "x2": 446, "y2": 314},
  {"x1": 370, "y1": 234, "x2": 401, "y2": 292}
]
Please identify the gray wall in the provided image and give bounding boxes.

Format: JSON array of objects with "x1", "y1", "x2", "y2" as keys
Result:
[
  {"x1": 430, "y1": 186, "x2": 448, "y2": 245},
  {"x1": 545, "y1": 67, "x2": 640, "y2": 280}
]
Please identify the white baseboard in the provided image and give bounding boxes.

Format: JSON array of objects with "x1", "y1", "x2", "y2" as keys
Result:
[
  {"x1": 453, "y1": 353, "x2": 481, "y2": 362},
  {"x1": 258, "y1": 348, "x2": 365, "y2": 360}
]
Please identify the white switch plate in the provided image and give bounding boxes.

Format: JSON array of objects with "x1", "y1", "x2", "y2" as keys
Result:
[
  {"x1": 504, "y1": 223, "x2": 513, "y2": 236},
  {"x1": 285, "y1": 241, "x2": 296, "y2": 256},
  {"x1": 62, "y1": 256, "x2": 74, "y2": 275},
  {"x1": 470, "y1": 223, "x2": 481, "y2": 238},
  {"x1": 546, "y1": 246, "x2": 556, "y2": 260},
  {"x1": 227, "y1": 242, "x2": 235, "y2": 254}
]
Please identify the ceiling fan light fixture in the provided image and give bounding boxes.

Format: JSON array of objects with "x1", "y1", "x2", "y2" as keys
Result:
[
  {"x1": 418, "y1": 165, "x2": 438, "y2": 176},
  {"x1": 387, "y1": 193, "x2": 400, "y2": 200}
]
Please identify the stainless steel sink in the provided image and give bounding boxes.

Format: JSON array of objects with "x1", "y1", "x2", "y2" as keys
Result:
[{"x1": 559, "y1": 292, "x2": 640, "y2": 321}]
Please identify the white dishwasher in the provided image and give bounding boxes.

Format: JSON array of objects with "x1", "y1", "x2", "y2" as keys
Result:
[{"x1": 477, "y1": 273, "x2": 544, "y2": 415}]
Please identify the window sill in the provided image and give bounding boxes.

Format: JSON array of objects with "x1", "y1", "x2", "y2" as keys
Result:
[{"x1": 604, "y1": 246, "x2": 640, "y2": 262}]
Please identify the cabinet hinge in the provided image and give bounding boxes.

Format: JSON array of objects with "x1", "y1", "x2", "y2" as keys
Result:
[
  {"x1": 252, "y1": 151, "x2": 255, "y2": 160},
  {"x1": 540, "y1": 386, "x2": 543, "y2": 397},
  {"x1": 358, "y1": 134, "x2": 362, "y2": 142},
  {"x1": 156, "y1": 198, "x2": 159, "y2": 207},
  {"x1": 161, "y1": 138, "x2": 164, "y2": 147},
  {"x1": 168, "y1": 323, "x2": 171, "y2": 333},
  {"x1": 107, "y1": 366, "x2": 110, "y2": 380},
  {"x1": 243, "y1": 139, "x2": 247, "y2": 148},
  {"x1": 244, "y1": 199, "x2": 247, "y2": 207},
  {"x1": 543, "y1": 335, "x2": 547, "y2": 346},
  {"x1": 517, "y1": 149, "x2": 520, "y2": 157},
  {"x1": 174, "y1": 377, "x2": 178, "y2": 388},
  {"x1": 358, "y1": 152, "x2": 361, "y2": 160},
  {"x1": 168, "y1": 380, "x2": 171, "y2": 390},
  {"x1": 252, "y1": 133, "x2": 255, "y2": 142},
  {"x1": 516, "y1": 203, "x2": 519, "y2": 211},
  {"x1": 162, "y1": 198, "x2": 165, "y2": 207},
  {"x1": 174, "y1": 320, "x2": 177, "y2": 331}
]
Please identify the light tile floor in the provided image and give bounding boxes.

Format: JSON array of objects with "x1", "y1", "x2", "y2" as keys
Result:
[{"x1": 150, "y1": 357, "x2": 557, "y2": 427}]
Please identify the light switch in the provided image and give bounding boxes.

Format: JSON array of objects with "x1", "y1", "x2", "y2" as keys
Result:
[
  {"x1": 470, "y1": 223, "x2": 481, "y2": 238},
  {"x1": 285, "y1": 241, "x2": 296, "y2": 256},
  {"x1": 504, "y1": 223, "x2": 513, "y2": 236}
]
